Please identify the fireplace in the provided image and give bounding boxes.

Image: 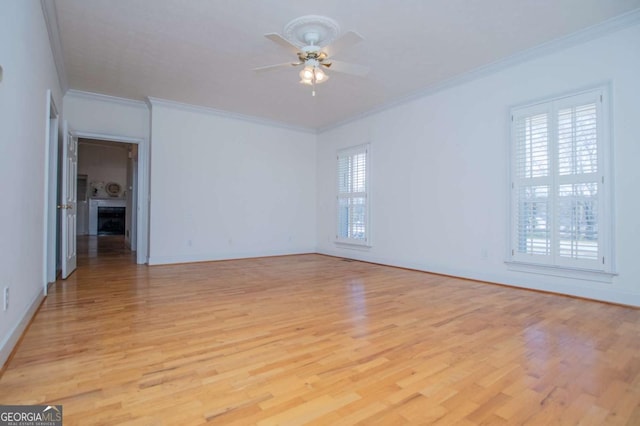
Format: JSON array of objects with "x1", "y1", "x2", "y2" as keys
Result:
[
  {"x1": 98, "y1": 206, "x2": 125, "y2": 235},
  {"x1": 89, "y1": 198, "x2": 126, "y2": 235}
]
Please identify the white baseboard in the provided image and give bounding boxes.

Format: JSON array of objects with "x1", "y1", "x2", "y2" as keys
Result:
[
  {"x1": 148, "y1": 248, "x2": 316, "y2": 265},
  {"x1": 0, "y1": 289, "x2": 45, "y2": 369}
]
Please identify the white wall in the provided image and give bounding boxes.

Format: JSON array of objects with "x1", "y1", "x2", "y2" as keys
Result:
[
  {"x1": 0, "y1": 1, "x2": 62, "y2": 367},
  {"x1": 317, "y1": 23, "x2": 640, "y2": 306},
  {"x1": 148, "y1": 102, "x2": 317, "y2": 264},
  {"x1": 63, "y1": 92, "x2": 149, "y2": 140}
]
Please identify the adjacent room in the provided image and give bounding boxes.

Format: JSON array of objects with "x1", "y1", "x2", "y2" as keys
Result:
[{"x1": 1, "y1": 0, "x2": 639, "y2": 424}]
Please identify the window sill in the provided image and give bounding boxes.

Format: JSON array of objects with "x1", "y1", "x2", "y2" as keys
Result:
[
  {"x1": 505, "y1": 261, "x2": 617, "y2": 283},
  {"x1": 335, "y1": 240, "x2": 372, "y2": 250}
]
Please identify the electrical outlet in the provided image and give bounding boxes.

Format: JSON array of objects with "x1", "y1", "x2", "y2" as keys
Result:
[{"x1": 3, "y1": 287, "x2": 8, "y2": 311}]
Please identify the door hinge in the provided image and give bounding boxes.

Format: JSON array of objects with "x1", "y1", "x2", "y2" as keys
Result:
[
  {"x1": 602, "y1": 256, "x2": 605, "y2": 264},
  {"x1": 512, "y1": 249, "x2": 515, "y2": 256}
]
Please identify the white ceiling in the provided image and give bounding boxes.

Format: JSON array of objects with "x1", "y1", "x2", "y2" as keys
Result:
[{"x1": 51, "y1": 0, "x2": 640, "y2": 130}]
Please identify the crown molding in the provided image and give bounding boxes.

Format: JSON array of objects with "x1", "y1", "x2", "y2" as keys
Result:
[
  {"x1": 40, "y1": 0, "x2": 68, "y2": 93},
  {"x1": 66, "y1": 89, "x2": 149, "y2": 109},
  {"x1": 147, "y1": 97, "x2": 317, "y2": 134},
  {"x1": 319, "y1": 8, "x2": 640, "y2": 133}
]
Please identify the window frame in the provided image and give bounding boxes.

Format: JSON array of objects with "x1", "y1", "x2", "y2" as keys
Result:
[
  {"x1": 336, "y1": 143, "x2": 371, "y2": 247},
  {"x1": 506, "y1": 86, "x2": 616, "y2": 282}
]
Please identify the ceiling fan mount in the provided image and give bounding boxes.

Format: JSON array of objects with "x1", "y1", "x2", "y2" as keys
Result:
[{"x1": 283, "y1": 15, "x2": 340, "y2": 48}]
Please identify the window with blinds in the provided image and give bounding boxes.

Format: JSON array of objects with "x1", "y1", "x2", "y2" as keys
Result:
[
  {"x1": 510, "y1": 88, "x2": 611, "y2": 273},
  {"x1": 337, "y1": 144, "x2": 370, "y2": 245}
]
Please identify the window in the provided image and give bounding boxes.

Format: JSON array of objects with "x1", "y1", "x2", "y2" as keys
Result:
[
  {"x1": 509, "y1": 87, "x2": 613, "y2": 276},
  {"x1": 337, "y1": 144, "x2": 370, "y2": 245}
]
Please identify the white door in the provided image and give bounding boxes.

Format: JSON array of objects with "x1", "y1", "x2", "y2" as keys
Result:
[{"x1": 60, "y1": 121, "x2": 78, "y2": 279}]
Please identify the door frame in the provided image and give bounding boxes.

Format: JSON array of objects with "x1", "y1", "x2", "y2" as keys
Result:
[
  {"x1": 73, "y1": 131, "x2": 149, "y2": 265},
  {"x1": 43, "y1": 90, "x2": 59, "y2": 294}
]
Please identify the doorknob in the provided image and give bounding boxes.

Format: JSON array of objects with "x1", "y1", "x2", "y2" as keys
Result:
[{"x1": 57, "y1": 204, "x2": 71, "y2": 209}]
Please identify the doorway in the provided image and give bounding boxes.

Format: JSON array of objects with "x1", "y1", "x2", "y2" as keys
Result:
[
  {"x1": 77, "y1": 138, "x2": 137, "y2": 261},
  {"x1": 44, "y1": 129, "x2": 149, "y2": 284}
]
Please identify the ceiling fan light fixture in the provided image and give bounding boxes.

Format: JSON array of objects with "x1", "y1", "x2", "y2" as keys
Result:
[
  {"x1": 299, "y1": 66, "x2": 315, "y2": 81},
  {"x1": 314, "y1": 67, "x2": 328, "y2": 83},
  {"x1": 299, "y1": 66, "x2": 329, "y2": 87}
]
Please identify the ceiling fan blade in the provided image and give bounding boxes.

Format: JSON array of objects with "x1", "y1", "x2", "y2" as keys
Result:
[
  {"x1": 324, "y1": 31, "x2": 364, "y2": 57},
  {"x1": 326, "y1": 60, "x2": 369, "y2": 77},
  {"x1": 264, "y1": 33, "x2": 300, "y2": 54},
  {"x1": 253, "y1": 62, "x2": 299, "y2": 73}
]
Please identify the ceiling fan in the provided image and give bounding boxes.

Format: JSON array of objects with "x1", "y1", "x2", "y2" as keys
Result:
[{"x1": 254, "y1": 15, "x2": 370, "y2": 96}]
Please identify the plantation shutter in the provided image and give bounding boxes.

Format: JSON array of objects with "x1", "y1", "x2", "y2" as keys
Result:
[
  {"x1": 511, "y1": 89, "x2": 606, "y2": 271},
  {"x1": 555, "y1": 98, "x2": 600, "y2": 264},
  {"x1": 337, "y1": 145, "x2": 369, "y2": 243},
  {"x1": 513, "y1": 107, "x2": 552, "y2": 261}
]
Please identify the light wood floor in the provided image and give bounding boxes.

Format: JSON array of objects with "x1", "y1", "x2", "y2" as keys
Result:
[{"x1": 1, "y1": 236, "x2": 639, "y2": 425}]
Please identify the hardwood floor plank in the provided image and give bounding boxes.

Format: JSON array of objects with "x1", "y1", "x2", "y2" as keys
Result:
[{"x1": 0, "y1": 235, "x2": 638, "y2": 424}]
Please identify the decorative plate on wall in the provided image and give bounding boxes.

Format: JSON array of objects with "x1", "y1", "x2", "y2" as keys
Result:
[{"x1": 105, "y1": 182, "x2": 122, "y2": 197}]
